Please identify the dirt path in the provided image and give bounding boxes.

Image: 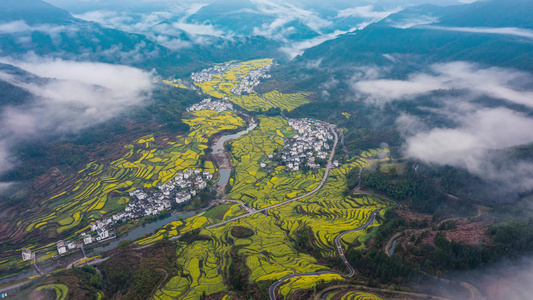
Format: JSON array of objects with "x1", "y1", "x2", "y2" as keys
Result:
[{"x1": 0, "y1": 280, "x2": 32, "y2": 295}]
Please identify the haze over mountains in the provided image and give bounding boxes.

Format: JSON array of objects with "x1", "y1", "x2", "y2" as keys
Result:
[
  {"x1": 0, "y1": 0, "x2": 531, "y2": 189},
  {"x1": 287, "y1": 0, "x2": 533, "y2": 202},
  {"x1": 2, "y1": 0, "x2": 533, "y2": 299}
]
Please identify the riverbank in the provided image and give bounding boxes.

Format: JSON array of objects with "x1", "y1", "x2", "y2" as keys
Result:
[{"x1": 212, "y1": 117, "x2": 257, "y2": 194}]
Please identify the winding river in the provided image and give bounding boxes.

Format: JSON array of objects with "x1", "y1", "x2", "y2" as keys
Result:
[{"x1": 212, "y1": 119, "x2": 257, "y2": 189}]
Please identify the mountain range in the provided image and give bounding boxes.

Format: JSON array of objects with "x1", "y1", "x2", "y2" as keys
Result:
[{"x1": 297, "y1": 0, "x2": 533, "y2": 73}]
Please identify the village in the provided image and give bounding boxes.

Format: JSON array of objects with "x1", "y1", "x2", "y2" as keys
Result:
[
  {"x1": 230, "y1": 64, "x2": 272, "y2": 95},
  {"x1": 190, "y1": 63, "x2": 237, "y2": 83},
  {"x1": 187, "y1": 98, "x2": 233, "y2": 113},
  {"x1": 21, "y1": 168, "x2": 215, "y2": 260},
  {"x1": 264, "y1": 118, "x2": 338, "y2": 172},
  {"x1": 190, "y1": 61, "x2": 273, "y2": 96}
]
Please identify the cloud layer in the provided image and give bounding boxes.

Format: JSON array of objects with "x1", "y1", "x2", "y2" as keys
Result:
[
  {"x1": 354, "y1": 62, "x2": 533, "y2": 107},
  {"x1": 352, "y1": 62, "x2": 533, "y2": 192},
  {"x1": 423, "y1": 25, "x2": 533, "y2": 39},
  {"x1": 0, "y1": 57, "x2": 155, "y2": 175},
  {"x1": 403, "y1": 108, "x2": 533, "y2": 172}
]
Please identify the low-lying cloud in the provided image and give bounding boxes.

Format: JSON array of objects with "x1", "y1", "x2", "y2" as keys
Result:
[
  {"x1": 280, "y1": 29, "x2": 355, "y2": 59},
  {"x1": 387, "y1": 15, "x2": 439, "y2": 29},
  {"x1": 0, "y1": 20, "x2": 77, "y2": 35},
  {"x1": 354, "y1": 62, "x2": 533, "y2": 107},
  {"x1": 403, "y1": 108, "x2": 533, "y2": 173},
  {"x1": 423, "y1": 25, "x2": 533, "y2": 40},
  {"x1": 336, "y1": 5, "x2": 400, "y2": 20},
  {"x1": 0, "y1": 56, "x2": 155, "y2": 176},
  {"x1": 352, "y1": 61, "x2": 533, "y2": 193},
  {"x1": 74, "y1": 4, "x2": 222, "y2": 50}
]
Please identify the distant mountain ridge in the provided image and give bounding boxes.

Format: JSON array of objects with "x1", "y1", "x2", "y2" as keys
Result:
[
  {"x1": 297, "y1": 0, "x2": 533, "y2": 73},
  {"x1": 0, "y1": 0, "x2": 74, "y2": 25}
]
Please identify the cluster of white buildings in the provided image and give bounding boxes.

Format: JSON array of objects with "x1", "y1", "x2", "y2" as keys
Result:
[
  {"x1": 122, "y1": 168, "x2": 213, "y2": 217},
  {"x1": 230, "y1": 64, "x2": 272, "y2": 95},
  {"x1": 90, "y1": 220, "x2": 113, "y2": 241},
  {"x1": 21, "y1": 248, "x2": 35, "y2": 261},
  {"x1": 191, "y1": 63, "x2": 237, "y2": 83},
  {"x1": 191, "y1": 62, "x2": 273, "y2": 96},
  {"x1": 48, "y1": 169, "x2": 214, "y2": 256},
  {"x1": 187, "y1": 98, "x2": 233, "y2": 113},
  {"x1": 53, "y1": 219, "x2": 114, "y2": 255},
  {"x1": 56, "y1": 240, "x2": 78, "y2": 255},
  {"x1": 268, "y1": 119, "x2": 335, "y2": 172},
  {"x1": 126, "y1": 188, "x2": 172, "y2": 218}
]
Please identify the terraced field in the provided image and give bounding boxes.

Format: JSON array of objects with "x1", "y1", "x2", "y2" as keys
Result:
[
  {"x1": 229, "y1": 94, "x2": 272, "y2": 112},
  {"x1": 152, "y1": 212, "x2": 327, "y2": 300},
  {"x1": 34, "y1": 284, "x2": 69, "y2": 300},
  {"x1": 263, "y1": 90, "x2": 311, "y2": 111},
  {"x1": 162, "y1": 79, "x2": 187, "y2": 89},
  {"x1": 156, "y1": 235, "x2": 229, "y2": 300},
  {"x1": 335, "y1": 291, "x2": 383, "y2": 300},
  {"x1": 24, "y1": 110, "x2": 245, "y2": 240},
  {"x1": 269, "y1": 162, "x2": 389, "y2": 257},
  {"x1": 145, "y1": 154, "x2": 392, "y2": 299},
  {"x1": 278, "y1": 274, "x2": 343, "y2": 297}
]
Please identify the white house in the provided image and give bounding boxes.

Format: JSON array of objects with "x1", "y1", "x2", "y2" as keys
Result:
[
  {"x1": 176, "y1": 193, "x2": 192, "y2": 204},
  {"x1": 198, "y1": 181, "x2": 207, "y2": 190},
  {"x1": 97, "y1": 228, "x2": 109, "y2": 240},
  {"x1": 163, "y1": 200, "x2": 171, "y2": 209},
  {"x1": 67, "y1": 241, "x2": 77, "y2": 250},
  {"x1": 144, "y1": 208, "x2": 154, "y2": 216},
  {"x1": 57, "y1": 240, "x2": 67, "y2": 255},
  {"x1": 83, "y1": 234, "x2": 93, "y2": 245},
  {"x1": 21, "y1": 248, "x2": 34, "y2": 261}
]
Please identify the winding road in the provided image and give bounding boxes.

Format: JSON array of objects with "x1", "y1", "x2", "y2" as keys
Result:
[
  {"x1": 334, "y1": 211, "x2": 378, "y2": 277},
  {"x1": 222, "y1": 198, "x2": 256, "y2": 214}
]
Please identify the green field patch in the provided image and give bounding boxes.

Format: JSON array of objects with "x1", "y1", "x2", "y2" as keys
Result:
[
  {"x1": 279, "y1": 274, "x2": 343, "y2": 297},
  {"x1": 203, "y1": 203, "x2": 235, "y2": 222},
  {"x1": 229, "y1": 94, "x2": 272, "y2": 112},
  {"x1": 263, "y1": 90, "x2": 311, "y2": 111},
  {"x1": 34, "y1": 284, "x2": 69, "y2": 300}
]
